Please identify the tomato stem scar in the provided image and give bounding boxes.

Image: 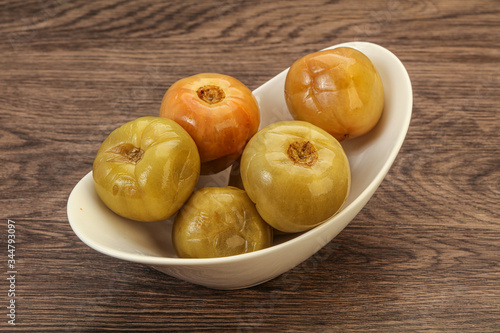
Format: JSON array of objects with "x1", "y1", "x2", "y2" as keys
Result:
[
  {"x1": 197, "y1": 85, "x2": 225, "y2": 104},
  {"x1": 287, "y1": 141, "x2": 318, "y2": 166},
  {"x1": 107, "y1": 143, "x2": 144, "y2": 165}
]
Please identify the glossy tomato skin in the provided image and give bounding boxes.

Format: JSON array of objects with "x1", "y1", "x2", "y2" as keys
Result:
[
  {"x1": 92, "y1": 117, "x2": 200, "y2": 222},
  {"x1": 240, "y1": 121, "x2": 351, "y2": 233},
  {"x1": 172, "y1": 186, "x2": 273, "y2": 258},
  {"x1": 159, "y1": 73, "x2": 260, "y2": 175},
  {"x1": 284, "y1": 47, "x2": 384, "y2": 142}
]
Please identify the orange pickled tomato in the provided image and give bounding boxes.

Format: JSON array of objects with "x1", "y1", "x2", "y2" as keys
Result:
[{"x1": 160, "y1": 73, "x2": 260, "y2": 174}]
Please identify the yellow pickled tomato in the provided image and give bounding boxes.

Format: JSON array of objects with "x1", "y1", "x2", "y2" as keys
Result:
[
  {"x1": 92, "y1": 117, "x2": 200, "y2": 222},
  {"x1": 240, "y1": 120, "x2": 351, "y2": 233},
  {"x1": 285, "y1": 47, "x2": 384, "y2": 142},
  {"x1": 173, "y1": 186, "x2": 273, "y2": 258}
]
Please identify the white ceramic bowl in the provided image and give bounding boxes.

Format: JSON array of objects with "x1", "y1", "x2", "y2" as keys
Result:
[{"x1": 67, "y1": 41, "x2": 412, "y2": 290}]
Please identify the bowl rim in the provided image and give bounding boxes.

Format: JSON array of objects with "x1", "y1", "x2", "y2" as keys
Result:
[{"x1": 67, "y1": 41, "x2": 413, "y2": 267}]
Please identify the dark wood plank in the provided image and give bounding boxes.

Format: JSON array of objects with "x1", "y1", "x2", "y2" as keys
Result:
[{"x1": 1, "y1": 0, "x2": 499, "y2": 331}]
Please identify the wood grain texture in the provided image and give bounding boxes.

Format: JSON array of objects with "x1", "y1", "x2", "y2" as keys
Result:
[{"x1": 1, "y1": 0, "x2": 499, "y2": 331}]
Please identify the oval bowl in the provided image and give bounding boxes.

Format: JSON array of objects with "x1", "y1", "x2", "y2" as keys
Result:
[{"x1": 67, "y1": 41, "x2": 412, "y2": 290}]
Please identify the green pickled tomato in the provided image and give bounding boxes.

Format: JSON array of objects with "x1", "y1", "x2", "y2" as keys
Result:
[
  {"x1": 240, "y1": 120, "x2": 351, "y2": 233},
  {"x1": 93, "y1": 116, "x2": 200, "y2": 222},
  {"x1": 173, "y1": 186, "x2": 273, "y2": 258}
]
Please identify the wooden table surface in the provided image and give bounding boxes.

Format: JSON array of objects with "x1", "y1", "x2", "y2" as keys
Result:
[{"x1": 1, "y1": 0, "x2": 499, "y2": 331}]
